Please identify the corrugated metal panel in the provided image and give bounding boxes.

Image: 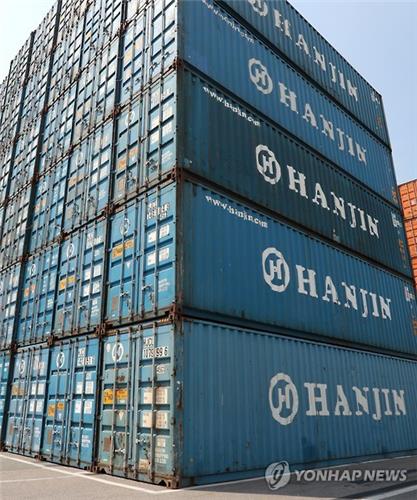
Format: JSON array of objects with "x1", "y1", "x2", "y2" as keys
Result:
[
  {"x1": 97, "y1": 318, "x2": 417, "y2": 485},
  {"x1": 101, "y1": 179, "x2": 417, "y2": 354},
  {"x1": 17, "y1": 245, "x2": 60, "y2": 346},
  {"x1": 180, "y1": 181, "x2": 417, "y2": 355},
  {"x1": 106, "y1": 182, "x2": 176, "y2": 323},
  {"x1": 400, "y1": 180, "x2": 417, "y2": 220},
  {"x1": 42, "y1": 336, "x2": 99, "y2": 467},
  {"x1": 29, "y1": 159, "x2": 68, "y2": 252},
  {"x1": 180, "y1": 319, "x2": 417, "y2": 479},
  {"x1": 97, "y1": 325, "x2": 175, "y2": 482},
  {"x1": 54, "y1": 218, "x2": 106, "y2": 335},
  {"x1": 179, "y1": 0, "x2": 398, "y2": 205},
  {"x1": 178, "y1": 69, "x2": 411, "y2": 277},
  {"x1": 4, "y1": 336, "x2": 98, "y2": 464},
  {"x1": 0, "y1": 188, "x2": 31, "y2": 269},
  {"x1": 219, "y1": 0, "x2": 390, "y2": 146},
  {"x1": 0, "y1": 351, "x2": 10, "y2": 438},
  {"x1": 63, "y1": 120, "x2": 112, "y2": 232},
  {"x1": 0, "y1": 265, "x2": 21, "y2": 350},
  {"x1": 400, "y1": 179, "x2": 417, "y2": 290},
  {"x1": 5, "y1": 345, "x2": 49, "y2": 456}
]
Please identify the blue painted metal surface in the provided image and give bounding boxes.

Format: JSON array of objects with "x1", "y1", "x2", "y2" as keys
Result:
[
  {"x1": 179, "y1": 0, "x2": 398, "y2": 205},
  {"x1": 180, "y1": 181, "x2": 417, "y2": 355},
  {"x1": 0, "y1": 264, "x2": 21, "y2": 350},
  {"x1": 106, "y1": 182, "x2": 176, "y2": 323},
  {"x1": 179, "y1": 319, "x2": 417, "y2": 480},
  {"x1": 29, "y1": 159, "x2": 68, "y2": 252},
  {"x1": 113, "y1": 72, "x2": 176, "y2": 203},
  {"x1": 178, "y1": 69, "x2": 411, "y2": 277},
  {"x1": 0, "y1": 351, "x2": 10, "y2": 439},
  {"x1": 219, "y1": 0, "x2": 390, "y2": 146},
  {"x1": 5, "y1": 345, "x2": 49, "y2": 456},
  {"x1": 0, "y1": 187, "x2": 30, "y2": 269},
  {"x1": 119, "y1": 0, "x2": 177, "y2": 105},
  {"x1": 54, "y1": 218, "x2": 106, "y2": 335},
  {"x1": 97, "y1": 319, "x2": 417, "y2": 485},
  {"x1": 42, "y1": 336, "x2": 99, "y2": 467},
  {"x1": 17, "y1": 245, "x2": 60, "y2": 345},
  {"x1": 97, "y1": 325, "x2": 174, "y2": 480},
  {"x1": 63, "y1": 122, "x2": 112, "y2": 233}
]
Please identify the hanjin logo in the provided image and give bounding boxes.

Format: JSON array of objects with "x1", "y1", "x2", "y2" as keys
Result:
[
  {"x1": 56, "y1": 352, "x2": 65, "y2": 369},
  {"x1": 112, "y1": 342, "x2": 124, "y2": 362},
  {"x1": 248, "y1": 58, "x2": 273, "y2": 95},
  {"x1": 262, "y1": 247, "x2": 290, "y2": 292},
  {"x1": 256, "y1": 145, "x2": 281, "y2": 184},
  {"x1": 248, "y1": 0, "x2": 268, "y2": 17},
  {"x1": 269, "y1": 373, "x2": 299, "y2": 425}
]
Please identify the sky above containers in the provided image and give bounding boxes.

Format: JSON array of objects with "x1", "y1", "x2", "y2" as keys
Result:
[{"x1": 0, "y1": 0, "x2": 415, "y2": 183}]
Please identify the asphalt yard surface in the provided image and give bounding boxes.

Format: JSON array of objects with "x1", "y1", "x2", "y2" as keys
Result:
[{"x1": 0, "y1": 452, "x2": 416, "y2": 499}]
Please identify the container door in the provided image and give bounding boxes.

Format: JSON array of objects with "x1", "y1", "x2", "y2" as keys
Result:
[
  {"x1": 0, "y1": 351, "x2": 10, "y2": 437},
  {"x1": 6, "y1": 347, "x2": 48, "y2": 456},
  {"x1": 98, "y1": 324, "x2": 175, "y2": 483},
  {"x1": 98, "y1": 333, "x2": 133, "y2": 475},
  {"x1": 42, "y1": 338, "x2": 98, "y2": 468}
]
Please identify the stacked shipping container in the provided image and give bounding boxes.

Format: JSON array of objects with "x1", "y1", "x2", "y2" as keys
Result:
[
  {"x1": 400, "y1": 179, "x2": 417, "y2": 289},
  {"x1": 0, "y1": 0, "x2": 416, "y2": 487}
]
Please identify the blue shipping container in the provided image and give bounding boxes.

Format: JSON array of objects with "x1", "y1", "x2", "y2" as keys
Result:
[
  {"x1": 178, "y1": 69, "x2": 411, "y2": 277},
  {"x1": 0, "y1": 264, "x2": 21, "y2": 350},
  {"x1": 179, "y1": 0, "x2": 398, "y2": 205},
  {"x1": 96, "y1": 319, "x2": 417, "y2": 486},
  {"x1": 219, "y1": 0, "x2": 390, "y2": 146},
  {"x1": 5, "y1": 345, "x2": 49, "y2": 456},
  {"x1": 4, "y1": 336, "x2": 98, "y2": 467},
  {"x1": 0, "y1": 351, "x2": 10, "y2": 439},
  {"x1": 42, "y1": 337, "x2": 99, "y2": 468},
  {"x1": 104, "y1": 180, "x2": 417, "y2": 355}
]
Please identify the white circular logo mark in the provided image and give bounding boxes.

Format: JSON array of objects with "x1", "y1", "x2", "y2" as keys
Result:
[
  {"x1": 120, "y1": 217, "x2": 130, "y2": 236},
  {"x1": 262, "y1": 247, "x2": 290, "y2": 292},
  {"x1": 112, "y1": 342, "x2": 124, "y2": 362},
  {"x1": 256, "y1": 145, "x2": 281, "y2": 185},
  {"x1": 248, "y1": 0, "x2": 268, "y2": 17},
  {"x1": 56, "y1": 352, "x2": 65, "y2": 369},
  {"x1": 269, "y1": 372, "x2": 299, "y2": 426},
  {"x1": 30, "y1": 263, "x2": 37, "y2": 277},
  {"x1": 265, "y1": 461, "x2": 291, "y2": 490},
  {"x1": 125, "y1": 110, "x2": 135, "y2": 127},
  {"x1": 66, "y1": 242, "x2": 75, "y2": 259},
  {"x1": 18, "y1": 359, "x2": 26, "y2": 376},
  {"x1": 248, "y1": 58, "x2": 273, "y2": 95}
]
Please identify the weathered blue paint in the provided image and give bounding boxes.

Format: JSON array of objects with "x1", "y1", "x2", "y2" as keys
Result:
[
  {"x1": 102, "y1": 180, "x2": 417, "y2": 355},
  {"x1": 178, "y1": 69, "x2": 411, "y2": 277},
  {"x1": 5, "y1": 345, "x2": 49, "y2": 456},
  {"x1": 112, "y1": 72, "x2": 176, "y2": 203},
  {"x1": 97, "y1": 325, "x2": 174, "y2": 480},
  {"x1": 0, "y1": 351, "x2": 10, "y2": 439},
  {"x1": 54, "y1": 218, "x2": 106, "y2": 335},
  {"x1": 180, "y1": 181, "x2": 417, "y2": 355},
  {"x1": 42, "y1": 337, "x2": 99, "y2": 467},
  {"x1": 63, "y1": 122, "x2": 112, "y2": 233},
  {"x1": 17, "y1": 245, "x2": 60, "y2": 345},
  {"x1": 179, "y1": 0, "x2": 398, "y2": 205},
  {"x1": 106, "y1": 182, "x2": 176, "y2": 323},
  {"x1": 30, "y1": 159, "x2": 68, "y2": 252},
  {"x1": 0, "y1": 188, "x2": 30, "y2": 269},
  {"x1": 219, "y1": 0, "x2": 390, "y2": 146},
  {"x1": 180, "y1": 320, "x2": 417, "y2": 480},
  {"x1": 97, "y1": 319, "x2": 417, "y2": 485},
  {"x1": 0, "y1": 264, "x2": 21, "y2": 350}
]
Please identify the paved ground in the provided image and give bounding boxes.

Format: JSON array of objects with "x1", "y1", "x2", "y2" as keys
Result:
[{"x1": 0, "y1": 452, "x2": 416, "y2": 499}]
